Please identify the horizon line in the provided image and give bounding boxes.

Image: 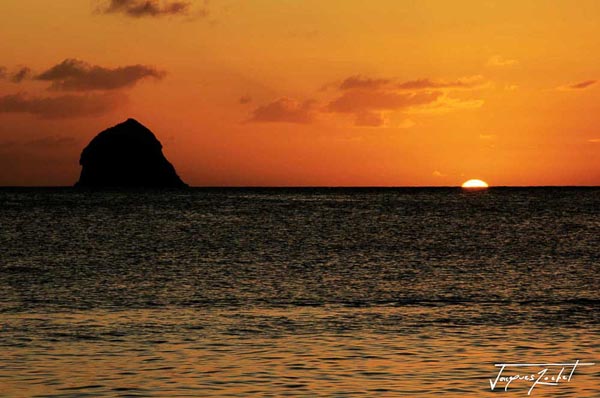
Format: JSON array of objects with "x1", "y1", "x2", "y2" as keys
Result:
[{"x1": 0, "y1": 185, "x2": 599, "y2": 189}]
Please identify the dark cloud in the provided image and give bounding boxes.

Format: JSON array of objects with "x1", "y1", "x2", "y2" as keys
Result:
[
  {"x1": 336, "y1": 75, "x2": 487, "y2": 91},
  {"x1": 36, "y1": 59, "x2": 165, "y2": 91},
  {"x1": 239, "y1": 95, "x2": 252, "y2": 104},
  {"x1": 397, "y1": 76, "x2": 487, "y2": 90},
  {"x1": 339, "y1": 75, "x2": 390, "y2": 90},
  {"x1": 568, "y1": 80, "x2": 596, "y2": 90},
  {"x1": 11, "y1": 67, "x2": 32, "y2": 83},
  {"x1": 556, "y1": 79, "x2": 597, "y2": 91},
  {"x1": 248, "y1": 97, "x2": 315, "y2": 124},
  {"x1": 0, "y1": 93, "x2": 123, "y2": 119},
  {"x1": 101, "y1": 0, "x2": 197, "y2": 18}
]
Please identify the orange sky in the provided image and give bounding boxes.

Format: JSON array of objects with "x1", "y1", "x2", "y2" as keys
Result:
[{"x1": 0, "y1": 0, "x2": 598, "y2": 186}]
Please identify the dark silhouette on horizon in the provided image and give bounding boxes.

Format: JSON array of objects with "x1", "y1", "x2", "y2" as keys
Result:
[{"x1": 75, "y1": 118, "x2": 187, "y2": 188}]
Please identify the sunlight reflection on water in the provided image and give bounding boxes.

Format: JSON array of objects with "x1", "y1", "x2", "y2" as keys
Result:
[
  {"x1": 1, "y1": 309, "x2": 598, "y2": 397},
  {"x1": 0, "y1": 188, "x2": 598, "y2": 396}
]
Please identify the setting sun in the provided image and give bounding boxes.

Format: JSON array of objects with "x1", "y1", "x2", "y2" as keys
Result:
[
  {"x1": 461, "y1": 179, "x2": 489, "y2": 189},
  {"x1": 0, "y1": 2, "x2": 598, "y2": 397}
]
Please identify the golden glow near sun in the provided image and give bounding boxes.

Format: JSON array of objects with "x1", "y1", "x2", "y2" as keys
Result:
[{"x1": 462, "y1": 179, "x2": 489, "y2": 189}]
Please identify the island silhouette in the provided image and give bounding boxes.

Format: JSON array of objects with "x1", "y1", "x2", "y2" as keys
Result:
[{"x1": 75, "y1": 118, "x2": 187, "y2": 188}]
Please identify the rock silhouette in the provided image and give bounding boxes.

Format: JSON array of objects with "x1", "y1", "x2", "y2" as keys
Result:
[{"x1": 75, "y1": 118, "x2": 187, "y2": 188}]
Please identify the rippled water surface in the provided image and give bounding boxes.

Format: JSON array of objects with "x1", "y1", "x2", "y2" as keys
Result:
[{"x1": 0, "y1": 188, "x2": 598, "y2": 396}]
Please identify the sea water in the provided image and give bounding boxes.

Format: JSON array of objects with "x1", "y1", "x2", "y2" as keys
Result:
[{"x1": 0, "y1": 188, "x2": 598, "y2": 396}]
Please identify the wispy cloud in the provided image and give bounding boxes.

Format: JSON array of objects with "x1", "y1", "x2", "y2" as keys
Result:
[
  {"x1": 406, "y1": 95, "x2": 484, "y2": 115},
  {"x1": 0, "y1": 136, "x2": 78, "y2": 151},
  {"x1": 36, "y1": 59, "x2": 165, "y2": 91},
  {"x1": 99, "y1": 0, "x2": 209, "y2": 18},
  {"x1": 0, "y1": 92, "x2": 124, "y2": 119},
  {"x1": 27, "y1": 136, "x2": 78, "y2": 148},
  {"x1": 397, "y1": 75, "x2": 489, "y2": 90},
  {"x1": 339, "y1": 76, "x2": 391, "y2": 90},
  {"x1": 239, "y1": 95, "x2": 252, "y2": 104},
  {"x1": 0, "y1": 66, "x2": 31, "y2": 82},
  {"x1": 327, "y1": 90, "x2": 441, "y2": 114},
  {"x1": 557, "y1": 80, "x2": 597, "y2": 91},
  {"x1": 247, "y1": 97, "x2": 316, "y2": 124},
  {"x1": 10, "y1": 67, "x2": 31, "y2": 83},
  {"x1": 101, "y1": 0, "x2": 193, "y2": 17},
  {"x1": 486, "y1": 55, "x2": 518, "y2": 67},
  {"x1": 337, "y1": 75, "x2": 489, "y2": 91}
]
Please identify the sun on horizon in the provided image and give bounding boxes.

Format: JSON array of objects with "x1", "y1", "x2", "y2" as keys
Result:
[{"x1": 461, "y1": 179, "x2": 489, "y2": 189}]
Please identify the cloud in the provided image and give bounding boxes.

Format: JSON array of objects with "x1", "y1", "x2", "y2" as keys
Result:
[
  {"x1": 397, "y1": 75, "x2": 488, "y2": 90},
  {"x1": 328, "y1": 90, "x2": 441, "y2": 114},
  {"x1": 100, "y1": 0, "x2": 197, "y2": 17},
  {"x1": 339, "y1": 75, "x2": 391, "y2": 90},
  {"x1": 406, "y1": 95, "x2": 484, "y2": 115},
  {"x1": 248, "y1": 74, "x2": 488, "y2": 127},
  {"x1": 353, "y1": 113, "x2": 416, "y2": 128},
  {"x1": 27, "y1": 136, "x2": 78, "y2": 148},
  {"x1": 571, "y1": 80, "x2": 597, "y2": 89},
  {"x1": 36, "y1": 59, "x2": 165, "y2": 91},
  {"x1": 327, "y1": 84, "x2": 444, "y2": 127},
  {"x1": 0, "y1": 67, "x2": 6, "y2": 79},
  {"x1": 0, "y1": 92, "x2": 123, "y2": 119},
  {"x1": 354, "y1": 111, "x2": 386, "y2": 127},
  {"x1": 588, "y1": 138, "x2": 600, "y2": 143},
  {"x1": 557, "y1": 80, "x2": 597, "y2": 91},
  {"x1": 432, "y1": 170, "x2": 446, "y2": 178},
  {"x1": 0, "y1": 136, "x2": 78, "y2": 151},
  {"x1": 336, "y1": 75, "x2": 488, "y2": 91},
  {"x1": 248, "y1": 97, "x2": 315, "y2": 124},
  {"x1": 239, "y1": 95, "x2": 252, "y2": 104},
  {"x1": 11, "y1": 67, "x2": 31, "y2": 83},
  {"x1": 486, "y1": 55, "x2": 519, "y2": 67}
]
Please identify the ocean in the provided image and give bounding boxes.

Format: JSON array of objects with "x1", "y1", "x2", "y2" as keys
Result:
[{"x1": 0, "y1": 188, "x2": 598, "y2": 397}]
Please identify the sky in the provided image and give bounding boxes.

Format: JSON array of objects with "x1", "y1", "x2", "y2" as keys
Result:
[{"x1": 0, "y1": 0, "x2": 599, "y2": 186}]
